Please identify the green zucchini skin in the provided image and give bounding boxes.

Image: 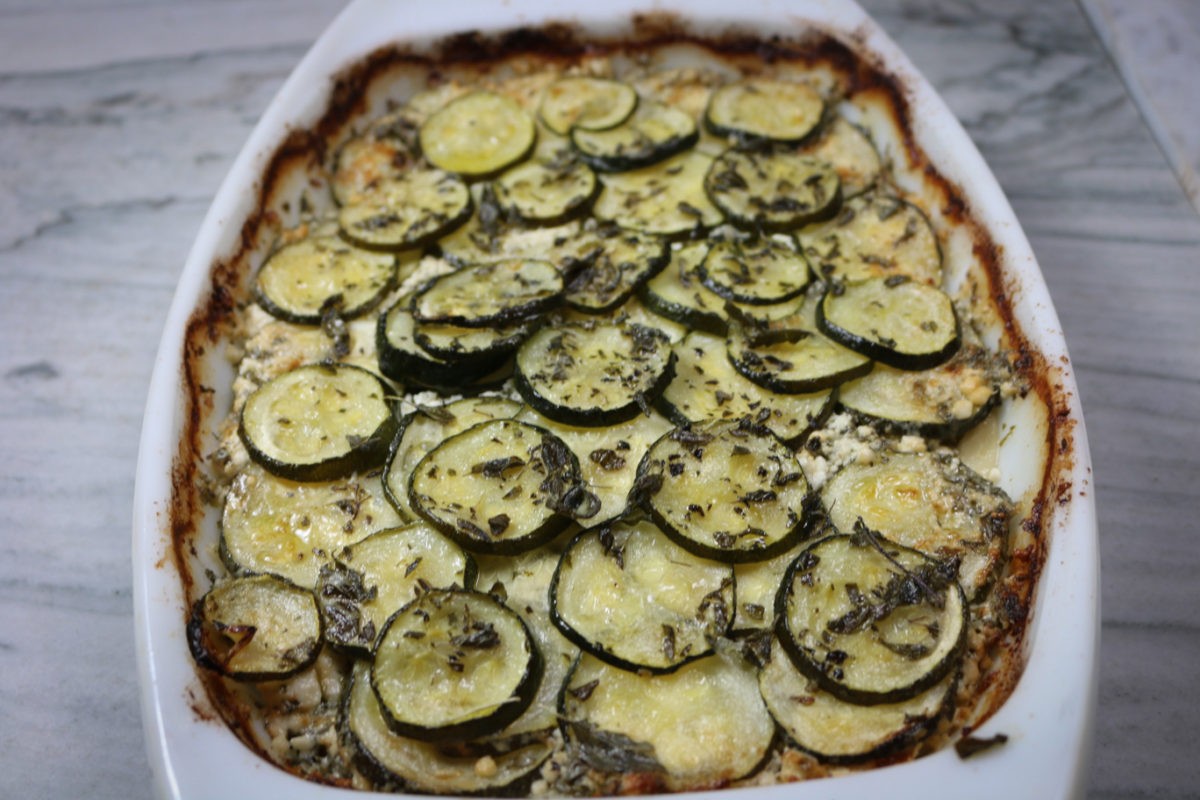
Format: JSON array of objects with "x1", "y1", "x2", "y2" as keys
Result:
[{"x1": 377, "y1": 303, "x2": 498, "y2": 388}]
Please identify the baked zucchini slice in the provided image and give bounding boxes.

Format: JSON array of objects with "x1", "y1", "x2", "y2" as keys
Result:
[
  {"x1": 800, "y1": 115, "x2": 882, "y2": 199},
  {"x1": 562, "y1": 229, "x2": 670, "y2": 313},
  {"x1": 515, "y1": 320, "x2": 676, "y2": 426},
  {"x1": 383, "y1": 396, "x2": 522, "y2": 520},
  {"x1": 344, "y1": 659, "x2": 554, "y2": 795},
  {"x1": 220, "y1": 463, "x2": 402, "y2": 589},
  {"x1": 331, "y1": 108, "x2": 419, "y2": 205},
  {"x1": 338, "y1": 167, "x2": 473, "y2": 251},
  {"x1": 187, "y1": 574, "x2": 321, "y2": 681},
  {"x1": 705, "y1": 149, "x2": 840, "y2": 231},
  {"x1": 818, "y1": 277, "x2": 960, "y2": 370},
  {"x1": 316, "y1": 522, "x2": 477, "y2": 651},
  {"x1": 371, "y1": 588, "x2": 542, "y2": 741},
  {"x1": 639, "y1": 241, "x2": 728, "y2": 335},
  {"x1": 420, "y1": 91, "x2": 536, "y2": 178},
  {"x1": 592, "y1": 150, "x2": 724, "y2": 238},
  {"x1": 412, "y1": 258, "x2": 562, "y2": 328},
  {"x1": 377, "y1": 303, "x2": 500, "y2": 389},
  {"x1": 559, "y1": 650, "x2": 775, "y2": 790},
  {"x1": 704, "y1": 79, "x2": 825, "y2": 145},
  {"x1": 727, "y1": 325, "x2": 872, "y2": 394},
  {"x1": 238, "y1": 363, "x2": 397, "y2": 482},
  {"x1": 550, "y1": 520, "x2": 734, "y2": 673},
  {"x1": 255, "y1": 231, "x2": 396, "y2": 324},
  {"x1": 759, "y1": 637, "x2": 954, "y2": 763},
  {"x1": 636, "y1": 419, "x2": 814, "y2": 562},
  {"x1": 571, "y1": 100, "x2": 697, "y2": 172},
  {"x1": 493, "y1": 152, "x2": 599, "y2": 225},
  {"x1": 776, "y1": 531, "x2": 967, "y2": 705},
  {"x1": 659, "y1": 331, "x2": 833, "y2": 446},
  {"x1": 539, "y1": 77, "x2": 638, "y2": 135},
  {"x1": 408, "y1": 419, "x2": 585, "y2": 554},
  {"x1": 698, "y1": 237, "x2": 811, "y2": 305},
  {"x1": 801, "y1": 192, "x2": 942, "y2": 285},
  {"x1": 820, "y1": 450, "x2": 1012, "y2": 600}
]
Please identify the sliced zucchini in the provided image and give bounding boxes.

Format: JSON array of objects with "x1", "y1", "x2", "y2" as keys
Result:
[
  {"x1": 238, "y1": 363, "x2": 397, "y2": 482},
  {"x1": 413, "y1": 317, "x2": 534, "y2": 363},
  {"x1": 562, "y1": 229, "x2": 670, "y2": 313},
  {"x1": 820, "y1": 450, "x2": 1012, "y2": 599},
  {"x1": 817, "y1": 277, "x2": 960, "y2": 370},
  {"x1": 592, "y1": 150, "x2": 724, "y2": 238},
  {"x1": 560, "y1": 649, "x2": 775, "y2": 789},
  {"x1": 837, "y1": 342, "x2": 1000, "y2": 441},
  {"x1": 420, "y1": 91, "x2": 536, "y2": 178},
  {"x1": 515, "y1": 405, "x2": 674, "y2": 527},
  {"x1": 383, "y1": 397, "x2": 522, "y2": 520},
  {"x1": 800, "y1": 115, "x2": 882, "y2": 199},
  {"x1": 571, "y1": 100, "x2": 697, "y2": 172},
  {"x1": 255, "y1": 231, "x2": 396, "y2": 324},
  {"x1": 412, "y1": 258, "x2": 563, "y2": 328},
  {"x1": 759, "y1": 638, "x2": 954, "y2": 763},
  {"x1": 539, "y1": 77, "x2": 638, "y2": 135},
  {"x1": 659, "y1": 331, "x2": 833, "y2": 446},
  {"x1": 338, "y1": 167, "x2": 473, "y2": 251},
  {"x1": 220, "y1": 463, "x2": 402, "y2": 589},
  {"x1": 316, "y1": 522, "x2": 476, "y2": 651},
  {"x1": 493, "y1": 152, "x2": 598, "y2": 225},
  {"x1": 344, "y1": 659, "x2": 554, "y2": 795},
  {"x1": 187, "y1": 574, "x2": 320, "y2": 681},
  {"x1": 705, "y1": 149, "x2": 840, "y2": 231},
  {"x1": 727, "y1": 325, "x2": 872, "y2": 394},
  {"x1": 378, "y1": 303, "x2": 500, "y2": 389},
  {"x1": 331, "y1": 109, "x2": 419, "y2": 205},
  {"x1": 550, "y1": 520, "x2": 734, "y2": 673},
  {"x1": 639, "y1": 241, "x2": 728, "y2": 335},
  {"x1": 408, "y1": 419, "x2": 584, "y2": 554},
  {"x1": 801, "y1": 192, "x2": 941, "y2": 285},
  {"x1": 437, "y1": 196, "x2": 585, "y2": 269},
  {"x1": 515, "y1": 320, "x2": 675, "y2": 426},
  {"x1": 371, "y1": 589, "x2": 542, "y2": 741},
  {"x1": 705, "y1": 79, "x2": 825, "y2": 145},
  {"x1": 636, "y1": 419, "x2": 814, "y2": 562},
  {"x1": 698, "y1": 237, "x2": 811, "y2": 305},
  {"x1": 776, "y1": 532, "x2": 967, "y2": 705}
]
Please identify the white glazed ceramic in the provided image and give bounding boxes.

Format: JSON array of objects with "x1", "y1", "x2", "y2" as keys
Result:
[{"x1": 133, "y1": 1, "x2": 1098, "y2": 798}]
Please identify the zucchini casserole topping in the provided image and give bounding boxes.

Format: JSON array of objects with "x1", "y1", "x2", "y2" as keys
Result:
[{"x1": 189, "y1": 43, "x2": 1032, "y2": 796}]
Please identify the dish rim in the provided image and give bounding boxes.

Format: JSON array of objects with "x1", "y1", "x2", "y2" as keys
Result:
[{"x1": 132, "y1": 1, "x2": 1099, "y2": 798}]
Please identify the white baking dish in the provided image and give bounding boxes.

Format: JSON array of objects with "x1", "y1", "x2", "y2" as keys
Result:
[{"x1": 132, "y1": 0, "x2": 1098, "y2": 797}]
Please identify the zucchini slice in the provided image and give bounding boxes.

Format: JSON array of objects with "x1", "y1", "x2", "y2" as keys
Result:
[
  {"x1": 338, "y1": 167, "x2": 473, "y2": 251},
  {"x1": 255, "y1": 231, "x2": 396, "y2": 324},
  {"x1": 705, "y1": 149, "x2": 840, "y2": 231},
  {"x1": 817, "y1": 277, "x2": 960, "y2": 371},
  {"x1": 801, "y1": 192, "x2": 942, "y2": 285},
  {"x1": 759, "y1": 638, "x2": 954, "y2": 763},
  {"x1": 413, "y1": 317, "x2": 533, "y2": 363},
  {"x1": 571, "y1": 100, "x2": 697, "y2": 172},
  {"x1": 515, "y1": 405, "x2": 674, "y2": 527},
  {"x1": 800, "y1": 115, "x2": 882, "y2": 199},
  {"x1": 639, "y1": 241, "x2": 727, "y2": 335},
  {"x1": 344, "y1": 660, "x2": 554, "y2": 795},
  {"x1": 776, "y1": 532, "x2": 967, "y2": 705},
  {"x1": 187, "y1": 574, "x2": 321, "y2": 681},
  {"x1": 412, "y1": 258, "x2": 563, "y2": 328},
  {"x1": 494, "y1": 152, "x2": 599, "y2": 225},
  {"x1": 371, "y1": 588, "x2": 542, "y2": 741},
  {"x1": 316, "y1": 522, "x2": 477, "y2": 651},
  {"x1": 837, "y1": 343, "x2": 1000, "y2": 441},
  {"x1": 659, "y1": 331, "x2": 834, "y2": 446},
  {"x1": 238, "y1": 363, "x2": 397, "y2": 482},
  {"x1": 727, "y1": 325, "x2": 872, "y2": 394},
  {"x1": 636, "y1": 419, "x2": 814, "y2": 562},
  {"x1": 820, "y1": 450, "x2": 1012, "y2": 600},
  {"x1": 560, "y1": 650, "x2": 775, "y2": 789},
  {"x1": 515, "y1": 320, "x2": 675, "y2": 426},
  {"x1": 550, "y1": 520, "x2": 734, "y2": 673},
  {"x1": 562, "y1": 229, "x2": 670, "y2": 313},
  {"x1": 383, "y1": 397, "x2": 522, "y2": 520},
  {"x1": 698, "y1": 237, "x2": 811, "y2": 305},
  {"x1": 408, "y1": 419, "x2": 584, "y2": 554},
  {"x1": 704, "y1": 79, "x2": 825, "y2": 145},
  {"x1": 331, "y1": 108, "x2": 419, "y2": 205},
  {"x1": 539, "y1": 77, "x2": 638, "y2": 135},
  {"x1": 592, "y1": 150, "x2": 724, "y2": 238},
  {"x1": 420, "y1": 91, "x2": 537, "y2": 178},
  {"x1": 378, "y1": 303, "x2": 500, "y2": 389}
]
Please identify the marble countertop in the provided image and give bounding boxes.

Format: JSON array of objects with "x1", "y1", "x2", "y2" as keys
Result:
[{"x1": 1, "y1": 1, "x2": 1196, "y2": 798}]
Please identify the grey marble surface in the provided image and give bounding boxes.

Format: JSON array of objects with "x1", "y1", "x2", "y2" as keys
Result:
[{"x1": 0, "y1": 1, "x2": 1196, "y2": 798}]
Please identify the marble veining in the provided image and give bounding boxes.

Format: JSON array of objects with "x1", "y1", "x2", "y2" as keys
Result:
[{"x1": 1, "y1": 1, "x2": 1198, "y2": 798}]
